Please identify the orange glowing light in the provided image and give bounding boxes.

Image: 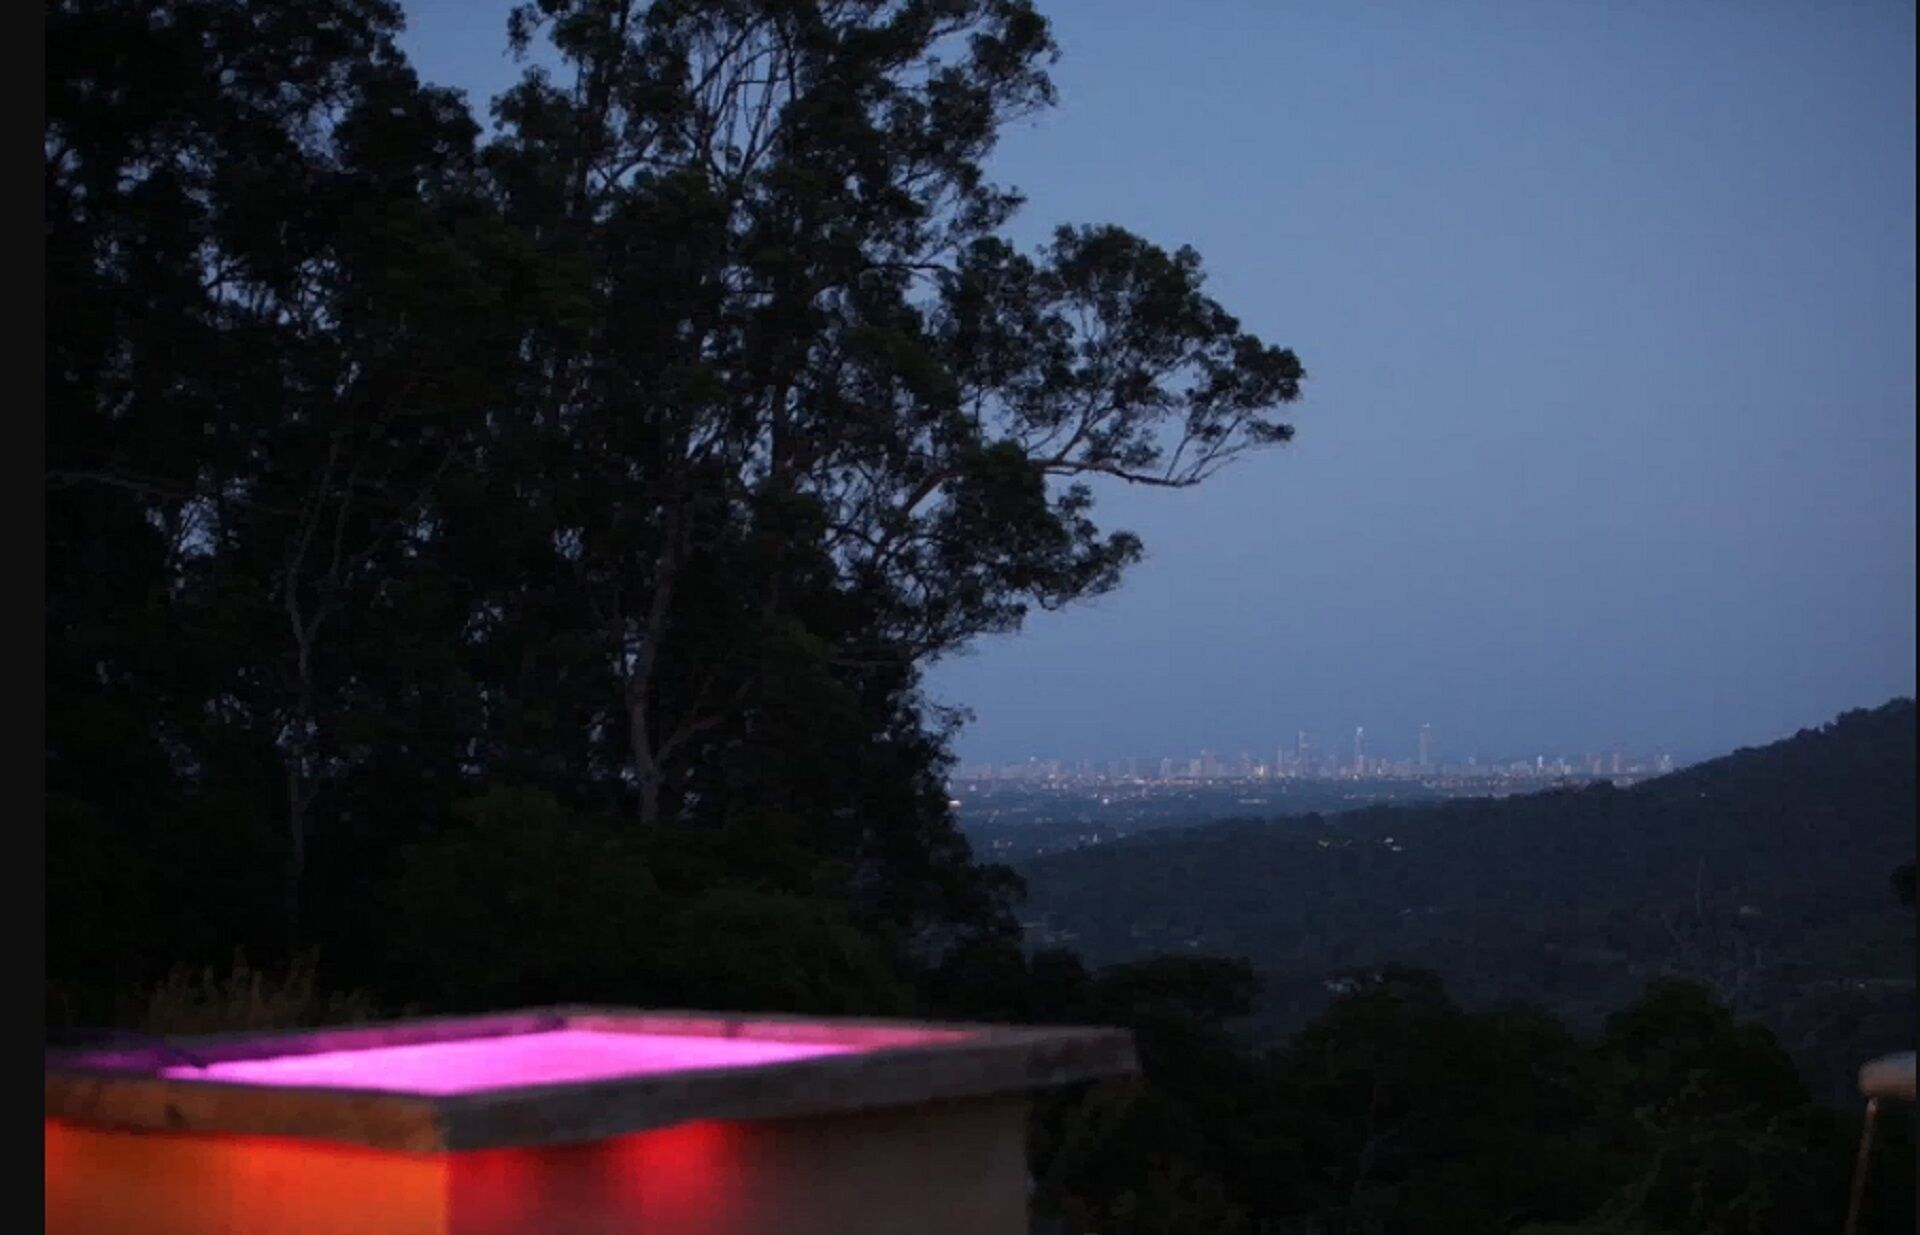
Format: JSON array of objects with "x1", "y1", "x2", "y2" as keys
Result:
[{"x1": 48, "y1": 1116, "x2": 758, "y2": 1235}]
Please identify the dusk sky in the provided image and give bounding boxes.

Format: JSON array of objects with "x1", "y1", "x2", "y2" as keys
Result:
[{"x1": 400, "y1": 1, "x2": 1916, "y2": 766}]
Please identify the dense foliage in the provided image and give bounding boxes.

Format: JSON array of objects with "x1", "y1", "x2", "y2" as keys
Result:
[
  {"x1": 992, "y1": 961, "x2": 1911, "y2": 1235},
  {"x1": 48, "y1": 0, "x2": 1300, "y2": 994},
  {"x1": 45, "y1": 3, "x2": 1909, "y2": 1232}
]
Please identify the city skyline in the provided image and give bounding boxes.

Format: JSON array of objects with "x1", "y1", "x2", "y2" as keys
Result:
[
  {"x1": 949, "y1": 717, "x2": 1682, "y2": 783},
  {"x1": 935, "y1": 689, "x2": 1905, "y2": 770}
]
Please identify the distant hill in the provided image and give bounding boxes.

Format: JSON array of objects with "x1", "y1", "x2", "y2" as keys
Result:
[{"x1": 1018, "y1": 699, "x2": 1917, "y2": 1102}]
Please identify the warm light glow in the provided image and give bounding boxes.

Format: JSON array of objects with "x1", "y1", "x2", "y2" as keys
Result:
[
  {"x1": 448, "y1": 1122, "x2": 747, "y2": 1235},
  {"x1": 159, "y1": 1029, "x2": 861, "y2": 1095},
  {"x1": 46, "y1": 1120, "x2": 449, "y2": 1235},
  {"x1": 48, "y1": 1117, "x2": 755, "y2": 1235}
]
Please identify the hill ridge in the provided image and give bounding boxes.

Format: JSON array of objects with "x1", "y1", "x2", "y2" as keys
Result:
[{"x1": 1018, "y1": 698, "x2": 1916, "y2": 1102}]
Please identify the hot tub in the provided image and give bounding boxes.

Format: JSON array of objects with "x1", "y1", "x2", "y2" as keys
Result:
[{"x1": 45, "y1": 1006, "x2": 1137, "y2": 1235}]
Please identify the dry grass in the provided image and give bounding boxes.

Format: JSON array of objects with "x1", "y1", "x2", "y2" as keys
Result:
[{"x1": 137, "y1": 951, "x2": 379, "y2": 1036}]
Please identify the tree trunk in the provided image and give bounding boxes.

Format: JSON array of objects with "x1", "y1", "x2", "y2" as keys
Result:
[
  {"x1": 626, "y1": 542, "x2": 680, "y2": 825},
  {"x1": 630, "y1": 694, "x2": 664, "y2": 826},
  {"x1": 282, "y1": 597, "x2": 320, "y2": 945},
  {"x1": 284, "y1": 761, "x2": 307, "y2": 945}
]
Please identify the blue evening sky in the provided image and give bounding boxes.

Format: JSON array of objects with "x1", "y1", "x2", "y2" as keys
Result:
[{"x1": 398, "y1": 1, "x2": 1916, "y2": 765}]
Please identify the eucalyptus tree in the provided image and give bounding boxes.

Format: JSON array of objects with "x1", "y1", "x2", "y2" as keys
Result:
[{"x1": 480, "y1": 2, "x2": 1306, "y2": 896}]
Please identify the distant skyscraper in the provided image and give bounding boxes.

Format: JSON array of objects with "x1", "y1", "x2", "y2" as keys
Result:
[
  {"x1": 1418, "y1": 724, "x2": 1433, "y2": 769},
  {"x1": 1353, "y1": 726, "x2": 1366, "y2": 774}
]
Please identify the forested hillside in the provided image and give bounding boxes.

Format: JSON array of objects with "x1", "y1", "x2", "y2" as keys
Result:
[{"x1": 1022, "y1": 700, "x2": 1917, "y2": 1101}]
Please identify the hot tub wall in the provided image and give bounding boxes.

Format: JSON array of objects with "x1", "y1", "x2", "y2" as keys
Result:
[{"x1": 45, "y1": 1093, "x2": 1029, "y2": 1235}]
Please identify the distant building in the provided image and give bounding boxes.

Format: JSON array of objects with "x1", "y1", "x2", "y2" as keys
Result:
[{"x1": 1418, "y1": 724, "x2": 1433, "y2": 769}]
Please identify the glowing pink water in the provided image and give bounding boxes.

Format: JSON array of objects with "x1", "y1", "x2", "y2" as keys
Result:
[{"x1": 159, "y1": 1029, "x2": 862, "y2": 1095}]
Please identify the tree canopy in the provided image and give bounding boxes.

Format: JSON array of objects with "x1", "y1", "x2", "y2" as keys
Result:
[{"x1": 47, "y1": 0, "x2": 1302, "y2": 983}]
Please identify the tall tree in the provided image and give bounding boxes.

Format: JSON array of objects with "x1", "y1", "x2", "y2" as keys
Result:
[
  {"x1": 47, "y1": 0, "x2": 524, "y2": 949},
  {"x1": 47, "y1": 0, "x2": 1306, "y2": 979},
  {"x1": 471, "y1": 0, "x2": 1304, "y2": 939}
]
